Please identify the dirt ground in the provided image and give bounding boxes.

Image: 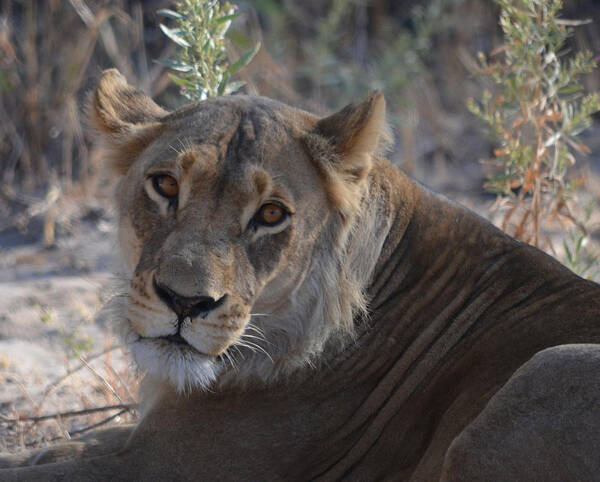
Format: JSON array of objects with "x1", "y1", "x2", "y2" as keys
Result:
[{"x1": 0, "y1": 197, "x2": 138, "y2": 453}]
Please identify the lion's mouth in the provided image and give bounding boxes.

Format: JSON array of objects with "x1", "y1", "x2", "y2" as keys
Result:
[
  {"x1": 153, "y1": 332, "x2": 217, "y2": 358},
  {"x1": 159, "y1": 333, "x2": 188, "y2": 345}
]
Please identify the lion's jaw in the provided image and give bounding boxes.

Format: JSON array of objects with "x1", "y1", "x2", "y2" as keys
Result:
[{"x1": 91, "y1": 70, "x2": 388, "y2": 392}]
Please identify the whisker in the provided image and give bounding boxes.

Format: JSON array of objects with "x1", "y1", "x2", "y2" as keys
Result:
[
  {"x1": 220, "y1": 350, "x2": 238, "y2": 372},
  {"x1": 234, "y1": 341, "x2": 255, "y2": 354},
  {"x1": 245, "y1": 323, "x2": 266, "y2": 337},
  {"x1": 237, "y1": 340, "x2": 274, "y2": 364},
  {"x1": 241, "y1": 333, "x2": 275, "y2": 347},
  {"x1": 229, "y1": 350, "x2": 240, "y2": 371},
  {"x1": 230, "y1": 345, "x2": 245, "y2": 362}
]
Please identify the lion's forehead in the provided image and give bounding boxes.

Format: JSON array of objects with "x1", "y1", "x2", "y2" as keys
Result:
[
  {"x1": 121, "y1": 99, "x2": 323, "y2": 212},
  {"x1": 136, "y1": 101, "x2": 308, "y2": 184},
  {"x1": 162, "y1": 95, "x2": 314, "y2": 148}
]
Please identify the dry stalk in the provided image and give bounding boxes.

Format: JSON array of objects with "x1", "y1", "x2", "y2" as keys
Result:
[{"x1": 0, "y1": 404, "x2": 136, "y2": 424}]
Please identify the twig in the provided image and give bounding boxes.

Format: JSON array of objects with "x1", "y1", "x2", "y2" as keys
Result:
[
  {"x1": 41, "y1": 344, "x2": 123, "y2": 399},
  {"x1": 23, "y1": 408, "x2": 132, "y2": 448},
  {"x1": 67, "y1": 408, "x2": 129, "y2": 437},
  {"x1": 0, "y1": 403, "x2": 136, "y2": 424},
  {"x1": 55, "y1": 415, "x2": 72, "y2": 441}
]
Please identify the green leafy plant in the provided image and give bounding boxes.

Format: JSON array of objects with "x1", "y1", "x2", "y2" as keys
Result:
[
  {"x1": 562, "y1": 202, "x2": 599, "y2": 280},
  {"x1": 468, "y1": 0, "x2": 600, "y2": 251},
  {"x1": 157, "y1": 0, "x2": 260, "y2": 100}
]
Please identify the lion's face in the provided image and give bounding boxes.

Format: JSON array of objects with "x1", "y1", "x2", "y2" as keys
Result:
[
  {"x1": 91, "y1": 70, "x2": 386, "y2": 391},
  {"x1": 116, "y1": 98, "x2": 332, "y2": 389}
]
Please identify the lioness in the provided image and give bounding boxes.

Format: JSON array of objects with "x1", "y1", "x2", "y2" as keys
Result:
[{"x1": 1, "y1": 69, "x2": 599, "y2": 481}]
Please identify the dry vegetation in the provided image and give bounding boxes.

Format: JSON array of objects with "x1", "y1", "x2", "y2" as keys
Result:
[
  {"x1": 0, "y1": 346, "x2": 138, "y2": 453},
  {"x1": 1, "y1": 0, "x2": 599, "y2": 453}
]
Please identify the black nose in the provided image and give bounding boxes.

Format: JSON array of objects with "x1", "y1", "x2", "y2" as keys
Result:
[{"x1": 153, "y1": 279, "x2": 225, "y2": 320}]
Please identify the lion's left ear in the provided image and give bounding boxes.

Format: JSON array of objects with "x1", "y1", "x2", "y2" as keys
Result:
[{"x1": 307, "y1": 91, "x2": 388, "y2": 219}]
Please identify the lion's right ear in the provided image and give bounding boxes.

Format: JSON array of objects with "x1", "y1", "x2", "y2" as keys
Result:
[{"x1": 88, "y1": 69, "x2": 167, "y2": 175}]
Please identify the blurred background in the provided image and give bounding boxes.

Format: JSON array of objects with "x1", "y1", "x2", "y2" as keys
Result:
[{"x1": 1, "y1": 0, "x2": 600, "y2": 452}]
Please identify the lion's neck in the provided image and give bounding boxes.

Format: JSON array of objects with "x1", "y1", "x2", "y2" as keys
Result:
[{"x1": 325, "y1": 162, "x2": 519, "y2": 382}]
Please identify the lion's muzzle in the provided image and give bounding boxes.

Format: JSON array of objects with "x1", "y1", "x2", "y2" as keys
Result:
[{"x1": 153, "y1": 278, "x2": 227, "y2": 321}]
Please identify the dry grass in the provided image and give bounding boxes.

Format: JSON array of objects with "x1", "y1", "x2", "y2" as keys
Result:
[
  {"x1": 0, "y1": 339, "x2": 138, "y2": 454},
  {"x1": 0, "y1": 0, "x2": 177, "y2": 243},
  {"x1": 3, "y1": 2, "x2": 142, "y2": 187}
]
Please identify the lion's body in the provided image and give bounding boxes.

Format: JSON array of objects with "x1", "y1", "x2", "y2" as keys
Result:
[{"x1": 1, "y1": 71, "x2": 599, "y2": 480}]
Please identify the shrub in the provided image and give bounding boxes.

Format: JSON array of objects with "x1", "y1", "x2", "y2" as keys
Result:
[
  {"x1": 157, "y1": 0, "x2": 260, "y2": 100},
  {"x1": 468, "y1": 0, "x2": 600, "y2": 275}
]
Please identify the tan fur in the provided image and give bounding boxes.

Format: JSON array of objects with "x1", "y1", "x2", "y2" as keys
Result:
[{"x1": 1, "y1": 70, "x2": 599, "y2": 481}]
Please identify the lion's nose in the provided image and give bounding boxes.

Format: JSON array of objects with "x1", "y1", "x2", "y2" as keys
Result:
[{"x1": 153, "y1": 279, "x2": 226, "y2": 320}]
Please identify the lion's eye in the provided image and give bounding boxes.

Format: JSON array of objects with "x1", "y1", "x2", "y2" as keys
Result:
[
  {"x1": 153, "y1": 175, "x2": 179, "y2": 198},
  {"x1": 256, "y1": 203, "x2": 286, "y2": 227}
]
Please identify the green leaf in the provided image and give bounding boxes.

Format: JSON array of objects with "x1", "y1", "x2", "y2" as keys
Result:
[
  {"x1": 563, "y1": 239, "x2": 573, "y2": 264},
  {"x1": 153, "y1": 59, "x2": 193, "y2": 72},
  {"x1": 157, "y1": 9, "x2": 183, "y2": 20},
  {"x1": 215, "y1": 13, "x2": 240, "y2": 24},
  {"x1": 168, "y1": 74, "x2": 196, "y2": 88},
  {"x1": 217, "y1": 74, "x2": 229, "y2": 96},
  {"x1": 226, "y1": 42, "x2": 261, "y2": 77},
  {"x1": 576, "y1": 235, "x2": 585, "y2": 254},
  {"x1": 159, "y1": 24, "x2": 191, "y2": 48},
  {"x1": 559, "y1": 85, "x2": 583, "y2": 94}
]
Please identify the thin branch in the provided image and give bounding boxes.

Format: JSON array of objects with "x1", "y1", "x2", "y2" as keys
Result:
[
  {"x1": 0, "y1": 403, "x2": 136, "y2": 424},
  {"x1": 23, "y1": 408, "x2": 132, "y2": 448},
  {"x1": 67, "y1": 409, "x2": 129, "y2": 437},
  {"x1": 41, "y1": 344, "x2": 123, "y2": 399}
]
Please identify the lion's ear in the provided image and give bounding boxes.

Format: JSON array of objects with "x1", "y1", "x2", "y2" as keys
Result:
[
  {"x1": 308, "y1": 91, "x2": 388, "y2": 219},
  {"x1": 88, "y1": 69, "x2": 167, "y2": 175},
  {"x1": 315, "y1": 91, "x2": 388, "y2": 183}
]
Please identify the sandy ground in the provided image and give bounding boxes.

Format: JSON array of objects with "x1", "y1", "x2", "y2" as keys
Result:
[{"x1": 0, "y1": 200, "x2": 138, "y2": 453}]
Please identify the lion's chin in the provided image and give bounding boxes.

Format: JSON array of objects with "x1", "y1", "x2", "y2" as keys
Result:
[{"x1": 132, "y1": 338, "x2": 222, "y2": 393}]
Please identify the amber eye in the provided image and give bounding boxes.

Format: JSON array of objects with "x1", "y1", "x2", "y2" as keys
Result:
[
  {"x1": 256, "y1": 203, "x2": 286, "y2": 227},
  {"x1": 153, "y1": 175, "x2": 179, "y2": 198}
]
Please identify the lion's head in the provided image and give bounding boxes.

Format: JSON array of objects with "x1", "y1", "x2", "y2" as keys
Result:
[{"x1": 91, "y1": 70, "x2": 389, "y2": 392}]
